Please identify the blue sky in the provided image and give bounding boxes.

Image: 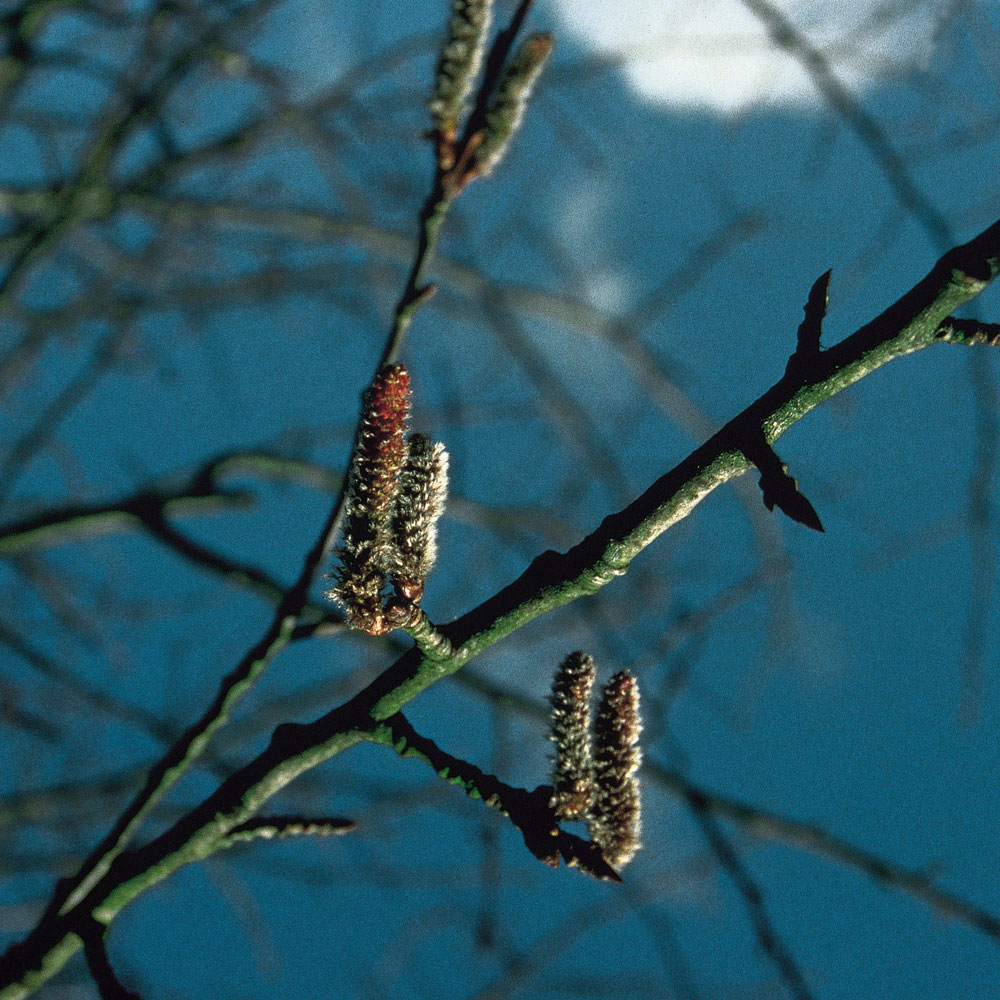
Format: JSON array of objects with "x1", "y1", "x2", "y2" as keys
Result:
[{"x1": 1, "y1": 1, "x2": 999, "y2": 998}]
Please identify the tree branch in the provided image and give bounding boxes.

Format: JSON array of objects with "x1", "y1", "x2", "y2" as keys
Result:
[
  {"x1": 454, "y1": 667, "x2": 1000, "y2": 943},
  {"x1": 218, "y1": 816, "x2": 356, "y2": 849},
  {"x1": 5, "y1": 215, "x2": 1000, "y2": 999},
  {"x1": 684, "y1": 791, "x2": 815, "y2": 1000},
  {"x1": 81, "y1": 919, "x2": 140, "y2": 1000},
  {"x1": 370, "y1": 713, "x2": 620, "y2": 882}
]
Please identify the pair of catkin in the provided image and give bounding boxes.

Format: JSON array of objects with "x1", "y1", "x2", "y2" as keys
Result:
[
  {"x1": 429, "y1": 0, "x2": 553, "y2": 177},
  {"x1": 327, "y1": 364, "x2": 448, "y2": 635},
  {"x1": 548, "y1": 653, "x2": 642, "y2": 869}
]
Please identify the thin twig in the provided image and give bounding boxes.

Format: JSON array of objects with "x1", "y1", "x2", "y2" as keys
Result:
[
  {"x1": 684, "y1": 792, "x2": 815, "y2": 1000},
  {"x1": 219, "y1": 816, "x2": 356, "y2": 849},
  {"x1": 81, "y1": 920, "x2": 141, "y2": 1000},
  {"x1": 0, "y1": 0, "x2": 284, "y2": 392},
  {"x1": 6, "y1": 26, "x2": 1000, "y2": 1000},
  {"x1": 739, "y1": 0, "x2": 997, "y2": 726},
  {"x1": 371, "y1": 713, "x2": 620, "y2": 882}
]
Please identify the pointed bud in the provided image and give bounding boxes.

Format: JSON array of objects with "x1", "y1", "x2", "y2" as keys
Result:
[
  {"x1": 474, "y1": 32, "x2": 553, "y2": 177},
  {"x1": 430, "y1": 0, "x2": 493, "y2": 139},
  {"x1": 548, "y1": 651, "x2": 597, "y2": 820},
  {"x1": 589, "y1": 671, "x2": 642, "y2": 868},
  {"x1": 326, "y1": 365, "x2": 411, "y2": 634},
  {"x1": 388, "y1": 433, "x2": 449, "y2": 604}
]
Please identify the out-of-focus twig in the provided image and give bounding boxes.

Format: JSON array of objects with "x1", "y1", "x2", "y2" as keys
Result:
[{"x1": 684, "y1": 790, "x2": 814, "y2": 1000}]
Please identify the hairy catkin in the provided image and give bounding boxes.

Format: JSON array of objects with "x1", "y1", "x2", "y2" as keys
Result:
[
  {"x1": 429, "y1": 0, "x2": 492, "y2": 136},
  {"x1": 589, "y1": 671, "x2": 642, "y2": 868},
  {"x1": 548, "y1": 651, "x2": 597, "y2": 820},
  {"x1": 475, "y1": 33, "x2": 553, "y2": 177},
  {"x1": 388, "y1": 433, "x2": 449, "y2": 603},
  {"x1": 327, "y1": 365, "x2": 411, "y2": 634}
]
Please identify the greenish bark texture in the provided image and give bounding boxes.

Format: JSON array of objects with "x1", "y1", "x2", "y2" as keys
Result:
[{"x1": 3, "y1": 220, "x2": 1000, "y2": 998}]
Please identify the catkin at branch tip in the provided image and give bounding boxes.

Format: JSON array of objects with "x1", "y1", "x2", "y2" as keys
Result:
[
  {"x1": 589, "y1": 671, "x2": 642, "y2": 868},
  {"x1": 548, "y1": 651, "x2": 597, "y2": 820},
  {"x1": 475, "y1": 32, "x2": 553, "y2": 178},
  {"x1": 326, "y1": 365, "x2": 411, "y2": 635},
  {"x1": 429, "y1": 0, "x2": 493, "y2": 135}
]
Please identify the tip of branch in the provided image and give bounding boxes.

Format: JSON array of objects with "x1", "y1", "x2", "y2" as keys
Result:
[{"x1": 791, "y1": 268, "x2": 832, "y2": 365}]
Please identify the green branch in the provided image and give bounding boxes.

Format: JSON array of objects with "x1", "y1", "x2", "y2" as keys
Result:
[
  {"x1": 369, "y1": 713, "x2": 620, "y2": 881},
  {"x1": 5, "y1": 216, "x2": 1000, "y2": 999},
  {"x1": 15, "y1": 0, "x2": 489, "y2": 930},
  {"x1": 366, "y1": 222, "x2": 1000, "y2": 719},
  {"x1": 218, "y1": 816, "x2": 356, "y2": 849},
  {"x1": 1, "y1": 8, "x2": 535, "y2": 980}
]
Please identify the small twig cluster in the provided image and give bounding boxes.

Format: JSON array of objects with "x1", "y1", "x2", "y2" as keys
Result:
[
  {"x1": 429, "y1": 0, "x2": 552, "y2": 189},
  {"x1": 548, "y1": 652, "x2": 643, "y2": 868},
  {"x1": 326, "y1": 364, "x2": 448, "y2": 634}
]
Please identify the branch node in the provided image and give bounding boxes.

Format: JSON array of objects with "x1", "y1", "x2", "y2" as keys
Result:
[
  {"x1": 414, "y1": 283, "x2": 438, "y2": 306},
  {"x1": 404, "y1": 608, "x2": 455, "y2": 659}
]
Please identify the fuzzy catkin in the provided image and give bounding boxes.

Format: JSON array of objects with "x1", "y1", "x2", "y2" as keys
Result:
[
  {"x1": 429, "y1": 0, "x2": 492, "y2": 135},
  {"x1": 327, "y1": 365, "x2": 411, "y2": 634},
  {"x1": 475, "y1": 33, "x2": 553, "y2": 177},
  {"x1": 548, "y1": 651, "x2": 597, "y2": 820},
  {"x1": 589, "y1": 671, "x2": 642, "y2": 868},
  {"x1": 388, "y1": 433, "x2": 449, "y2": 603}
]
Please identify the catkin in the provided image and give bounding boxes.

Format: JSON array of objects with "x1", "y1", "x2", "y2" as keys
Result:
[
  {"x1": 548, "y1": 651, "x2": 597, "y2": 820},
  {"x1": 326, "y1": 365, "x2": 411, "y2": 634},
  {"x1": 388, "y1": 432, "x2": 450, "y2": 604},
  {"x1": 589, "y1": 671, "x2": 642, "y2": 868},
  {"x1": 475, "y1": 33, "x2": 553, "y2": 177},
  {"x1": 430, "y1": 0, "x2": 493, "y2": 137}
]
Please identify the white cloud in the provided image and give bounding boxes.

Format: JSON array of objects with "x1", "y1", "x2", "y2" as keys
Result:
[{"x1": 547, "y1": 0, "x2": 941, "y2": 113}]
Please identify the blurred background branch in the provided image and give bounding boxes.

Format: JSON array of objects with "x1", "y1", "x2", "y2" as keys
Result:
[{"x1": 2, "y1": 0, "x2": 999, "y2": 997}]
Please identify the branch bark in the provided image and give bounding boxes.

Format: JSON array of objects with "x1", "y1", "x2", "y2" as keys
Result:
[{"x1": 4, "y1": 216, "x2": 1000, "y2": 1000}]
